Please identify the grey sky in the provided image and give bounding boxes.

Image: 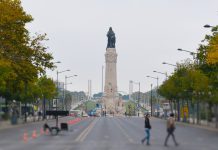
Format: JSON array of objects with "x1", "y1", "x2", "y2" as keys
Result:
[{"x1": 21, "y1": 0, "x2": 218, "y2": 94}]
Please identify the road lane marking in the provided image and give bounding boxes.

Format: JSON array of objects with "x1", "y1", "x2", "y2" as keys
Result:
[
  {"x1": 113, "y1": 118, "x2": 134, "y2": 143},
  {"x1": 80, "y1": 120, "x2": 96, "y2": 142},
  {"x1": 76, "y1": 119, "x2": 99, "y2": 142},
  {"x1": 75, "y1": 118, "x2": 99, "y2": 142}
]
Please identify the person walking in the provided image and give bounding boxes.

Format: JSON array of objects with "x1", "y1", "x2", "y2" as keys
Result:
[
  {"x1": 141, "y1": 114, "x2": 151, "y2": 145},
  {"x1": 164, "y1": 113, "x2": 179, "y2": 146}
]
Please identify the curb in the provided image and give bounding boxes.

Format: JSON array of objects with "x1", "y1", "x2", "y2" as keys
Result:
[
  {"x1": 153, "y1": 117, "x2": 218, "y2": 132},
  {"x1": 0, "y1": 117, "x2": 56, "y2": 131}
]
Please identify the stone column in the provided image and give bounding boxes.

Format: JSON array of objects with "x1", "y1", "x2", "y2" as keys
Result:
[{"x1": 103, "y1": 48, "x2": 118, "y2": 113}]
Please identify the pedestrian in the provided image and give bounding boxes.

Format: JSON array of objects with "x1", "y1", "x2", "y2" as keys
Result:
[
  {"x1": 141, "y1": 114, "x2": 151, "y2": 145},
  {"x1": 164, "y1": 113, "x2": 179, "y2": 147},
  {"x1": 38, "y1": 111, "x2": 42, "y2": 121}
]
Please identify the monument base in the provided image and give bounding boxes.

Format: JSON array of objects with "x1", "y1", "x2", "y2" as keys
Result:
[{"x1": 102, "y1": 96, "x2": 124, "y2": 115}]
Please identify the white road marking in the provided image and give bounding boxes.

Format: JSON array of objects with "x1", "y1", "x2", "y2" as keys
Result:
[
  {"x1": 74, "y1": 118, "x2": 99, "y2": 142},
  {"x1": 113, "y1": 118, "x2": 134, "y2": 143}
]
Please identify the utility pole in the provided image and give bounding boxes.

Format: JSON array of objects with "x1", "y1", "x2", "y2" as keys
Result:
[
  {"x1": 102, "y1": 65, "x2": 104, "y2": 95},
  {"x1": 138, "y1": 82, "x2": 140, "y2": 116},
  {"x1": 151, "y1": 84, "x2": 153, "y2": 116}
]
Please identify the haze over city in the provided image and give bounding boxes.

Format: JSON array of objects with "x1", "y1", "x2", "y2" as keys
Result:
[
  {"x1": 21, "y1": 0, "x2": 218, "y2": 94},
  {"x1": 1, "y1": 1, "x2": 218, "y2": 150}
]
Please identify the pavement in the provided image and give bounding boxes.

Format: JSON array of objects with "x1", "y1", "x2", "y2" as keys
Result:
[
  {"x1": 0, "y1": 116, "x2": 218, "y2": 150},
  {"x1": 0, "y1": 116, "x2": 55, "y2": 130}
]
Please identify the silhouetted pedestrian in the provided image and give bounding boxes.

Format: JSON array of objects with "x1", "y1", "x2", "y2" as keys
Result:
[
  {"x1": 164, "y1": 113, "x2": 179, "y2": 146},
  {"x1": 141, "y1": 114, "x2": 151, "y2": 145}
]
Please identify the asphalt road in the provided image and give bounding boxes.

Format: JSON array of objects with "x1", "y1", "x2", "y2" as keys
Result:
[{"x1": 0, "y1": 116, "x2": 218, "y2": 150}]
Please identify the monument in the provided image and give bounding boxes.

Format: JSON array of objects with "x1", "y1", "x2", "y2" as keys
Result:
[{"x1": 103, "y1": 27, "x2": 123, "y2": 114}]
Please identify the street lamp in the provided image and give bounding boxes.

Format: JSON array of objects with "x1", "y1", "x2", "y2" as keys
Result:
[
  {"x1": 177, "y1": 48, "x2": 197, "y2": 58},
  {"x1": 42, "y1": 61, "x2": 61, "y2": 120},
  {"x1": 146, "y1": 76, "x2": 159, "y2": 88},
  {"x1": 162, "y1": 62, "x2": 177, "y2": 67},
  {"x1": 63, "y1": 82, "x2": 72, "y2": 110},
  {"x1": 56, "y1": 69, "x2": 70, "y2": 127},
  {"x1": 132, "y1": 81, "x2": 140, "y2": 117},
  {"x1": 64, "y1": 75, "x2": 77, "y2": 110},
  {"x1": 150, "y1": 84, "x2": 153, "y2": 116},
  {"x1": 204, "y1": 24, "x2": 214, "y2": 28},
  {"x1": 146, "y1": 75, "x2": 159, "y2": 116},
  {"x1": 177, "y1": 48, "x2": 200, "y2": 65},
  {"x1": 153, "y1": 70, "x2": 168, "y2": 80}
]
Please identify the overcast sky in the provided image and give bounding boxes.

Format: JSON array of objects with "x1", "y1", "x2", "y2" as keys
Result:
[{"x1": 21, "y1": 0, "x2": 218, "y2": 94}]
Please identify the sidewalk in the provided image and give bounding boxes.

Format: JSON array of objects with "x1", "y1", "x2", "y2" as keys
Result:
[
  {"x1": 153, "y1": 117, "x2": 218, "y2": 132},
  {"x1": 175, "y1": 120, "x2": 218, "y2": 132},
  {"x1": 0, "y1": 116, "x2": 54, "y2": 131}
]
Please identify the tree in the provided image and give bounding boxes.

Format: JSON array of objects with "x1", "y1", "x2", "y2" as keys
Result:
[
  {"x1": 0, "y1": 0, "x2": 55, "y2": 103},
  {"x1": 37, "y1": 76, "x2": 56, "y2": 119},
  {"x1": 0, "y1": 1, "x2": 56, "y2": 121},
  {"x1": 197, "y1": 26, "x2": 218, "y2": 105},
  {"x1": 158, "y1": 60, "x2": 209, "y2": 122},
  {"x1": 38, "y1": 76, "x2": 56, "y2": 100}
]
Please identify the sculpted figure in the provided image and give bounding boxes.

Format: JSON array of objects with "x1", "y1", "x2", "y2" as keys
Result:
[{"x1": 107, "y1": 27, "x2": 116, "y2": 48}]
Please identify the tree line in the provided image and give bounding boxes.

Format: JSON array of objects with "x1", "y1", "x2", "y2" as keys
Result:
[
  {"x1": 158, "y1": 24, "x2": 218, "y2": 124},
  {"x1": 0, "y1": 0, "x2": 57, "y2": 117}
]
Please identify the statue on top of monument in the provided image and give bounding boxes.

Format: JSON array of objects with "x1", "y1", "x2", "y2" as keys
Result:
[{"x1": 107, "y1": 27, "x2": 116, "y2": 48}]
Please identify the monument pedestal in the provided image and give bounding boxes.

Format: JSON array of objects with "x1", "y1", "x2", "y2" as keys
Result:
[{"x1": 103, "y1": 47, "x2": 118, "y2": 114}]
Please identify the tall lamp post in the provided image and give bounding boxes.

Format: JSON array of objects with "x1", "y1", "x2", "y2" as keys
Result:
[
  {"x1": 132, "y1": 81, "x2": 140, "y2": 116},
  {"x1": 146, "y1": 75, "x2": 159, "y2": 116},
  {"x1": 177, "y1": 48, "x2": 201, "y2": 122},
  {"x1": 56, "y1": 69, "x2": 70, "y2": 127},
  {"x1": 64, "y1": 75, "x2": 77, "y2": 110},
  {"x1": 177, "y1": 48, "x2": 197, "y2": 64},
  {"x1": 63, "y1": 82, "x2": 72, "y2": 110},
  {"x1": 204, "y1": 24, "x2": 214, "y2": 28},
  {"x1": 153, "y1": 70, "x2": 168, "y2": 80},
  {"x1": 42, "y1": 61, "x2": 61, "y2": 120},
  {"x1": 102, "y1": 65, "x2": 104, "y2": 95},
  {"x1": 162, "y1": 62, "x2": 177, "y2": 67},
  {"x1": 150, "y1": 84, "x2": 153, "y2": 116}
]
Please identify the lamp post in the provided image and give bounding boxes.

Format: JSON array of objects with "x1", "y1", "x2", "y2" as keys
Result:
[
  {"x1": 204, "y1": 24, "x2": 214, "y2": 28},
  {"x1": 150, "y1": 84, "x2": 153, "y2": 116},
  {"x1": 42, "y1": 61, "x2": 61, "y2": 120},
  {"x1": 153, "y1": 70, "x2": 168, "y2": 80},
  {"x1": 147, "y1": 76, "x2": 159, "y2": 116},
  {"x1": 102, "y1": 65, "x2": 104, "y2": 95},
  {"x1": 63, "y1": 82, "x2": 73, "y2": 110},
  {"x1": 146, "y1": 76, "x2": 159, "y2": 91},
  {"x1": 64, "y1": 75, "x2": 77, "y2": 110},
  {"x1": 177, "y1": 48, "x2": 198, "y2": 62},
  {"x1": 54, "y1": 61, "x2": 61, "y2": 64},
  {"x1": 56, "y1": 69, "x2": 70, "y2": 127},
  {"x1": 132, "y1": 81, "x2": 140, "y2": 116},
  {"x1": 162, "y1": 62, "x2": 177, "y2": 67}
]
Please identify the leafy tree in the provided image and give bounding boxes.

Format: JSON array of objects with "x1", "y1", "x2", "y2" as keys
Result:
[
  {"x1": 37, "y1": 76, "x2": 56, "y2": 100},
  {"x1": 0, "y1": 0, "x2": 55, "y2": 105},
  {"x1": 197, "y1": 26, "x2": 218, "y2": 105},
  {"x1": 158, "y1": 60, "x2": 209, "y2": 122}
]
